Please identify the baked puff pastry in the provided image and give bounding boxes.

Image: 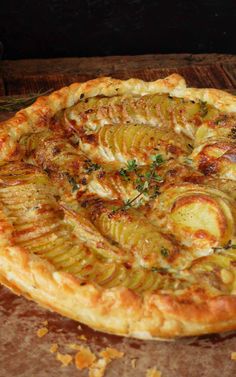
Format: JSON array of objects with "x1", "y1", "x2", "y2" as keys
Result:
[{"x1": 1, "y1": 74, "x2": 236, "y2": 339}]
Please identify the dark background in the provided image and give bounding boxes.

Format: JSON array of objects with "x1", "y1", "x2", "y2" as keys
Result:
[{"x1": 0, "y1": 0, "x2": 235, "y2": 60}]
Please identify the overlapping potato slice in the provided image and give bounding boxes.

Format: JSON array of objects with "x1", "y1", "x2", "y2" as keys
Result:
[
  {"x1": 194, "y1": 115, "x2": 236, "y2": 146},
  {"x1": 189, "y1": 251, "x2": 236, "y2": 294},
  {"x1": 0, "y1": 162, "x2": 188, "y2": 294},
  {"x1": 20, "y1": 130, "x2": 104, "y2": 209},
  {"x1": 79, "y1": 124, "x2": 189, "y2": 166},
  {"x1": 20, "y1": 130, "x2": 91, "y2": 176},
  {"x1": 191, "y1": 140, "x2": 236, "y2": 180},
  {"x1": 63, "y1": 93, "x2": 224, "y2": 139},
  {"x1": 87, "y1": 202, "x2": 179, "y2": 269},
  {"x1": 151, "y1": 184, "x2": 236, "y2": 250}
]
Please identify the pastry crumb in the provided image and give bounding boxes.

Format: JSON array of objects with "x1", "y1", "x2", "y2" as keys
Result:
[
  {"x1": 146, "y1": 367, "x2": 162, "y2": 377},
  {"x1": 37, "y1": 327, "x2": 48, "y2": 338},
  {"x1": 42, "y1": 320, "x2": 48, "y2": 326},
  {"x1": 89, "y1": 358, "x2": 108, "y2": 377},
  {"x1": 68, "y1": 343, "x2": 81, "y2": 351},
  {"x1": 49, "y1": 343, "x2": 58, "y2": 353},
  {"x1": 231, "y1": 352, "x2": 236, "y2": 360},
  {"x1": 56, "y1": 352, "x2": 73, "y2": 367},
  {"x1": 131, "y1": 358, "x2": 137, "y2": 368},
  {"x1": 99, "y1": 347, "x2": 124, "y2": 360},
  {"x1": 75, "y1": 345, "x2": 96, "y2": 369},
  {"x1": 88, "y1": 347, "x2": 124, "y2": 377},
  {"x1": 78, "y1": 334, "x2": 87, "y2": 341}
]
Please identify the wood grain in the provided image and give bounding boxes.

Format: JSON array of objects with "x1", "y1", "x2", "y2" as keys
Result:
[{"x1": 1, "y1": 54, "x2": 236, "y2": 95}]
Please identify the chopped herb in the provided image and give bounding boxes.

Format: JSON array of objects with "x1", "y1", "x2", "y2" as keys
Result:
[
  {"x1": 66, "y1": 174, "x2": 80, "y2": 192},
  {"x1": 199, "y1": 101, "x2": 208, "y2": 117},
  {"x1": 151, "y1": 267, "x2": 169, "y2": 273},
  {"x1": 119, "y1": 160, "x2": 137, "y2": 181},
  {"x1": 214, "y1": 116, "x2": 225, "y2": 125},
  {"x1": 151, "y1": 154, "x2": 164, "y2": 166},
  {"x1": 160, "y1": 247, "x2": 169, "y2": 257},
  {"x1": 152, "y1": 172, "x2": 163, "y2": 182},
  {"x1": 229, "y1": 127, "x2": 236, "y2": 139},
  {"x1": 150, "y1": 186, "x2": 160, "y2": 199},
  {"x1": 119, "y1": 168, "x2": 130, "y2": 181},
  {"x1": 84, "y1": 160, "x2": 101, "y2": 174},
  {"x1": 127, "y1": 159, "x2": 138, "y2": 172}
]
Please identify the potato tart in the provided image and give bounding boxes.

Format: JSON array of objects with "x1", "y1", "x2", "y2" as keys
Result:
[{"x1": 1, "y1": 74, "x2": 236, "y2": 339}]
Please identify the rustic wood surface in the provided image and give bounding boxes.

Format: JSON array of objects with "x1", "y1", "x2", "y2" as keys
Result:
[
  {"x1": 1, "y1": 54, "x2": 236, "y2": 95},
  {"x1": 0, "y1": 54, "x2": 236, "y2": 377}
]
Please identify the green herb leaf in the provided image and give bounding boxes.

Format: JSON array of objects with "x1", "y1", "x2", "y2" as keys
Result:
[
  {"x1": 66, "y1": 174, "x2": 80, "y2": 192},
  {"x1": 151, "y1": 154, "x2": 164, "y2": 165},
  {"x1": 127, "y1": 159, "x2": 138, "y2": 172},
  {"x1": 160, "y1": 247, "x2": 169, "y2": 257},
  {"x1": 84, "y1": 160, "x2": 101, "y2": 174},
  {"x1": 119, "y1": 168, "x2": 130, "y2": 181}
]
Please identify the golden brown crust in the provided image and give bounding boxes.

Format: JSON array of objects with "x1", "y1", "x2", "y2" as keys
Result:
[
  {"x1": 1, "y1": 73, "x2": 236, "y2": 162},
  {"x1": 1, "y1": 74, "x2": 236, "y2": 339}
]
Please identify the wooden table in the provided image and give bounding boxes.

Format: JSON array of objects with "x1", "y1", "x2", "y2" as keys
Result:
[
  {"x1": 1, "y1": 54, "x2": 236, "y2": 96},
  {"x1": 1, "y1": 54, "x2": 236, "y2": 377}
]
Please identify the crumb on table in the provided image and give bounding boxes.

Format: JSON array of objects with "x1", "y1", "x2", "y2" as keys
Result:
[
  {"x1": 49, "y1": 343, "x2": 58, "y2": 353},
  {"x1": 36, "y1": 327, "x2": 48, "y2": 338},
  {"x1": 99, "y1": 347, "x2": 124, "y2": 360},
  {"x1": 78, "y1": 334, "x2": 87, "y2": 341},
  {"x1": 131, "y1": 358, "x2": 137, "y2": 368},
  {"x1": 56, "y1": 352, "x2": 73, "y2": 367},
  {"x1": 231, "y1": 352, "x2": 236, "y2": 360},
  {"x1": 146, "y1": 367, "x2": 162, "y2": 377},
  {"x1": 75, "y1": 345, "x2": 96, "y2": 369},
  {"x1": 88, "y1": 357, "x2": 108, "y2": 377}
]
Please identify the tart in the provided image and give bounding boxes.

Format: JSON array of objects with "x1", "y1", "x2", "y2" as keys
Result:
[{"x1": 0, "y1": 74, "x2": 236, "y2": 339}]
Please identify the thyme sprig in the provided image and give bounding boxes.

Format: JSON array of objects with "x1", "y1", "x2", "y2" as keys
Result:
[
  {"x1": 113, "y1": 154, "x2": 164, "y2": 213},
  {"x1": 0, "y1": 89, "x2": 53, "y2": 112},
  {"x1": 119, "y1": 159, "x2": 138, "y2": 181}
]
